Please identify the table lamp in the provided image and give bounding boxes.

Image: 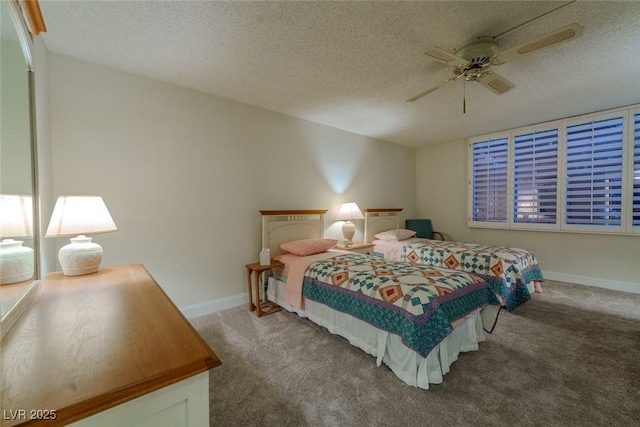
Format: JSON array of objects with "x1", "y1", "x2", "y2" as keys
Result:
[
  {"x1": 337, "y1": 202, "x2": 364, "y2": 247},
  {"x1": 45, "y1": 195, "x2": 117, "y2": 276},
  {"x1": 0, "y1": 195, "x2": 34, "y2": 285}
]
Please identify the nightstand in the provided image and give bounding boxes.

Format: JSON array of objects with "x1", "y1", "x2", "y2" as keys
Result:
[
  {"x1": 335, "y1": 242, "x2": 374, "y2": 255},
  {"x1": 245, "y1": 260, "x2": 284, "y2": 317}
]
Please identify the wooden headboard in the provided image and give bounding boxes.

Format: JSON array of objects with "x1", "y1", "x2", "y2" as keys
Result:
[
  {"x1": 363, "y1": 208, "x2": 402, "y2": 243},
  {"x1": 260, "y1": 210, "x2": 327, "y2": 257}
]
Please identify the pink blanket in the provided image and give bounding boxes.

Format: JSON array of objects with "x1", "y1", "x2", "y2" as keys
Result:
[{"x1": 284, "y1": 251, "x2": 342, "y2": 309}]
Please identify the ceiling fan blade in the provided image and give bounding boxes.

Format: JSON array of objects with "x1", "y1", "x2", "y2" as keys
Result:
[
  {"x1": 406, "y1": 85, "x2": 441, "y2": 102},
  {"x1": 495, "y1": 23, "x2": 584, "y2": 64},
  {"x1": 407, "y1": 74, "x2": 464, "y2": 102},
  {"x1": 424, "y1": 47, "x2": 468, "y2": 68},
  {"x1": 478, "y1": 72, "x2": 515, "y2": 95}
]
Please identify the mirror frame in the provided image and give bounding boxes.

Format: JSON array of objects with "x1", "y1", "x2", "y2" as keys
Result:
[{"x1": 0, "y1": 0, "x2": 41, "y2": 338}]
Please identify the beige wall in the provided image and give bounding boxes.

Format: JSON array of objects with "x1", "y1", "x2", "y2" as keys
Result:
[
  {"x1": 416, "y1": 139, "x2": 640, "y2": 292},
  {"x1": 47, "y1": 54, "x2": 416, "y2": 308}
]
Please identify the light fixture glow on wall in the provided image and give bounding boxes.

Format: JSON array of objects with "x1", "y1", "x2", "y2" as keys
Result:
[
  {"x1": 337, "y1": 202, "x2": 364, "y2": 247},
  {"x1": 45, "y1": 195, "x2": 117, "y2": 276},
  {"x1": 0, "y1": 195, "x2": 34, "y2": 285}
]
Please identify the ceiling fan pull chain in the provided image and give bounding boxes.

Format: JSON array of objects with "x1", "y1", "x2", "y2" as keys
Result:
[{"x1": 463, "y1": 79, "x2": 466, "y2": 114}]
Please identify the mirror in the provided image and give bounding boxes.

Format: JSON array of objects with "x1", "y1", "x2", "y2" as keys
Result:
[{"x1": 0, "y1": 0, "x2": 39, "y2": 331}]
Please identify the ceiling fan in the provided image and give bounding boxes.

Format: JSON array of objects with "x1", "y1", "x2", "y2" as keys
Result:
[{"x1": 407, "y1": 22, "x2": 584, "y2": 104}]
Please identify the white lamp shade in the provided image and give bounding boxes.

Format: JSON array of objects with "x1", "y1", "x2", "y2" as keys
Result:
[
  {"x1": 0, "y1": 195, "x2": 33, "y2": 239},
  {"x1": 337, "y1": 202, "x2": 364, "y2": 220},
  {"x1": 45, "y1": 195, "x2": 117, "y2": 237}
]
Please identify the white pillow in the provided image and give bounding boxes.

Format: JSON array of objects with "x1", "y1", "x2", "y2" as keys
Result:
[{"x1": 373, "y1": 229, "x2": 416, "y2": 241}]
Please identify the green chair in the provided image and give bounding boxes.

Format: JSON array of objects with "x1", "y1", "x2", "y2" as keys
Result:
[{"x1": 405, "y1": 219, "x2": 445, "y2": 240}]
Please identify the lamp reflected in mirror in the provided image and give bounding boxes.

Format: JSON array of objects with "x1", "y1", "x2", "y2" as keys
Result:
[
  {"x1": 45, "y1": 195, "x2": 118, "y2": 276},
  {"x1": 0, "y1": 195, "x2": 34, "y2": 285}
]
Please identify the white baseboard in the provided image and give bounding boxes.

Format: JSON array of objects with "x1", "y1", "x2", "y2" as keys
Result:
[
  {"x1": 180, "y1": 292, "x2": 248, "y2": 319},
  {"x1": 543, "y1": 271, "x2": 640, "y2": 294}
]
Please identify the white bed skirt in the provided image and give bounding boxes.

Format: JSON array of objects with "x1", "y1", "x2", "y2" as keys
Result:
[{"x1": 267, "y1": 276, "x2": 487, "y2": 390}]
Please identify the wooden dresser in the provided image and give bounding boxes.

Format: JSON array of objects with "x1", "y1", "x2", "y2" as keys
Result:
[{"x1": 0, "y1": 264, "x2": 221, "y2": 426}]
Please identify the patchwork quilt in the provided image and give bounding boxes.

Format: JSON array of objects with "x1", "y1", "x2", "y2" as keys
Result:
[
  {"x1": 302, "y1": 253, "x2": 501, "y2": 357},
  {"x1": 400, "y1": 241, "x2": 544, "y2": 311}
]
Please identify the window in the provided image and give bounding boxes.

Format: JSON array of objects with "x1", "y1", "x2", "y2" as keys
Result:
[
  {"x1": 468, "y1": 104, "x2": 639, "y2": 235},
  {"x1": 633, "y1": 111, "x2": 640, "y2": 229},
  {"x1": 565, "y1": 115, "x2": 624, "y2": 230},
  {"x1": 470, "y1": 137, "x2": 508, "y2": 224},
  {"x1": 513, "y1": 128, "x2": 558, "y2": 225}
]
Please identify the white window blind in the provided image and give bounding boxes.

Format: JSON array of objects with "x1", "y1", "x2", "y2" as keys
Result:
[
  {"x1": 513, "y1": 128, "x2": 558, "y2": 224},
  {"x1": 565, "y1": 116, "x2": 624, "y2": 227},
  {"x1": 471, "y1": 137, "x2": 508, "y2": 223},
  {"x1": 633, "y1": 112, "x2": 640, "y2": 228}
]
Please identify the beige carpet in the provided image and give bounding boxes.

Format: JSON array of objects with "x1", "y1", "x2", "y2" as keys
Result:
[{"x1": 191, "y1": 280, "x2": 640, "y2": 426}]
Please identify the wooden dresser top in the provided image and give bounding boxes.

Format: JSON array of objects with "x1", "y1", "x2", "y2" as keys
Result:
[{"x1": 0, "y1": 264, "x2": 221, "y2": 426}]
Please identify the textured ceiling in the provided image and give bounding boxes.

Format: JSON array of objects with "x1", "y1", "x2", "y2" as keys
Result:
[{"x1": 39, "y1": 1, "x2": 640, "y2": 148}]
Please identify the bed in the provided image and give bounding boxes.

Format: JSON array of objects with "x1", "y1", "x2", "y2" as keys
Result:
[
  {"x1": 260, "y1": 210, "x2": 501, "y2": 390},
  {"x1": 364, "y1": 208, "x2": 544, "y2": 311}
]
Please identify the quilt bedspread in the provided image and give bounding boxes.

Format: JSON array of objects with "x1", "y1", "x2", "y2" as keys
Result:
[
  {"x1": 301, "y1": 253, "x2": 501, "y2": 357},
  {"x1": 400, "y1": 241, "x2": 543, "y2": 311}
]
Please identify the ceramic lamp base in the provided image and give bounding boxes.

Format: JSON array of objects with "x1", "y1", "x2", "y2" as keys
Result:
[
  {"x1": 341, "y1": 220, "x2": 355, "y2": 246},
  {"x1": 0, "y1": 239, "x2": 34, "y2": 285},
  {"x1": 59, "y1": 235, "x2": 103, "y2": 276}
]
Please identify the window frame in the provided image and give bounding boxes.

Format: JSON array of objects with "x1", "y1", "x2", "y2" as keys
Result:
[{"x1": 467, "y1": 104, "x2": 639, "y2": 236}]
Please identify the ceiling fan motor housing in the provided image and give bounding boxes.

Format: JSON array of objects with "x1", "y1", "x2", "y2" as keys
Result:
[{"x1": 453, "y1": 37, "x2": 499, "y2": 69}]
